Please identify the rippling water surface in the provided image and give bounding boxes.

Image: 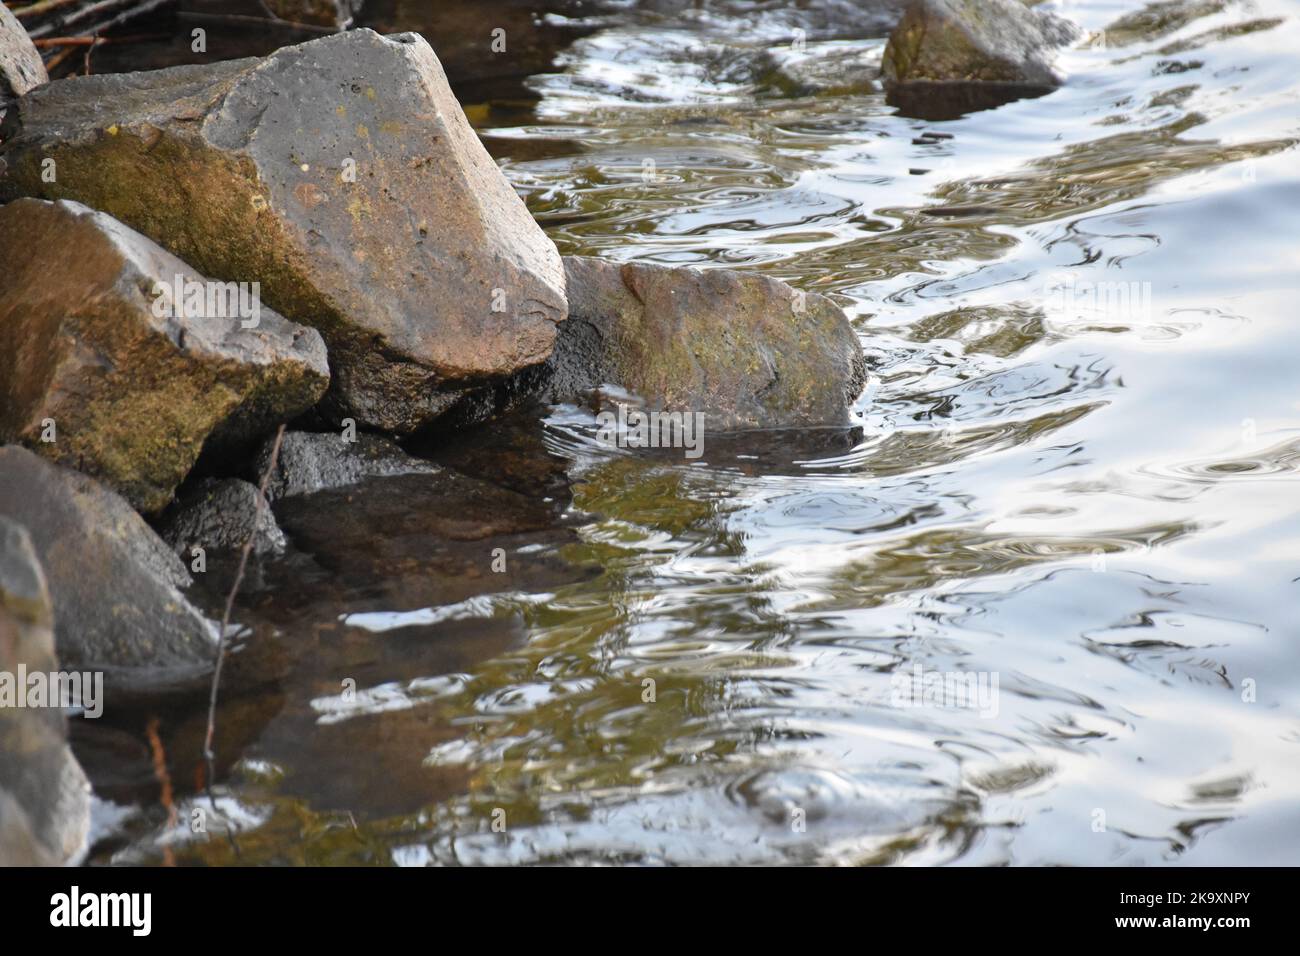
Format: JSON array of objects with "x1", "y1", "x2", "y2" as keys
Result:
[{"x1": 82, "y1": 0, "x2": 1300, "y2": 865}]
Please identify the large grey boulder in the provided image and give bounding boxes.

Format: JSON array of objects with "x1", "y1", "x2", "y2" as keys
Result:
[
  {"x1": 253, "y1": 430, "x2": 440, "y2": 501},
  {"x1": 537, "y1": 257, "x2": 866, "y2": 430},
  {"x1": 0, "y1": 517, "x2": 91, "y2": 866},
  {"x1": 0, "y1": 199, "x2": 329, "y2": 514},
  {"x1": 0, "y1": 3, "x2": 46, "y2": 101},
  {"x1": 0, "y1": 29, "x2": 567, "y2": 434},
  {"x1": 882, "y1": 0, "x2": 1078, "y2": 117},
  {"x1": 0, "y1": 447, "x2": 217, "y2": 690}
]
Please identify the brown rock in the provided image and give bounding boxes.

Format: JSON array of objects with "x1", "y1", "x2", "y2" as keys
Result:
[
  {"x1": 0, "y1": 29, "x2": 567, "y2": 434},
  {"x1": 882, "y1": 0, "x2": 1079, "y2": 118},
  {"x1": 538, "y1": 257, "x2": 866, "y2": 430},
  {"x1": 0, "y1": 198, "x2": 329, "y2": 513}
]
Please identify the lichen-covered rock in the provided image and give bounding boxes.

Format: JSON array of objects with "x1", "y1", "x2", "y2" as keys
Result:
[
  {"x1": 158, "y1": 478, "x2": 286, "y2": 556},
  {"x1": 254, "y1": 430, "x2": 440, "y2": 501},
  {"x1": 0, "y1": 29, "x2": 567, "y2": 434},
  {"x1": 0, "y1": 2, "x2": 46, "y2": 101},
  {"x1": 882, "y1": 0, "x2": 1078, "y2": 117},
  {"x1": 0, "y1": 199, "x2": 329, "y2": 514},
  {"x1": 0, "y1": 517, "x2": 91, "y2": 866},
  {"x1": 537, "y1": 257, "x2": 866, "y2": 430},
  {"x1": 0, "y1": 447, "x2": 217, "y2": 690}
]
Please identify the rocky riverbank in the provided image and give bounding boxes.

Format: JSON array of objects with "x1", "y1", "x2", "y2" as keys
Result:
[{"x1": 0, "y1": 1, "x2": 1080, "y2": 864}]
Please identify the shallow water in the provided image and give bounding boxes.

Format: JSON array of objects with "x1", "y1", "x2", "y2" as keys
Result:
[{"x1": 81, "y1": 0, "x2": 1300, "y2": 865}]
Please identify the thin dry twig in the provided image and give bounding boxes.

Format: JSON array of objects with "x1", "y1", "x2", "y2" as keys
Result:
[
  {"x1": 201, "y1": 423, "x2": 285, "y2": 838},
  {"x1": 33, "y1": 35, "x2": 96, "y2": 45},
  {"x1": 28, "y1": 0, "x2": 174, "y2": 41},
  {"x1": 33, "y1": 36, "x2": 103, "y2": 45},
  {"x1": 178, "y1": 10, "x2": 334, "y2": 35},
  {"x1": 11, "y1": 0, "x2": 82, "y2": 19},
  {"x1": 41, "y1": 43, "x2": 79, "y2": 72}
]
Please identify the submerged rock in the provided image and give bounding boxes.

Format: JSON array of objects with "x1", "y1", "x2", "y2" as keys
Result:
[
  {"x1": 0, "y1": 517, "x2": 92, "y2": 866},
  {"x1": 536, "y1": 257, "x2": 866, "y2": 430},
  {"x1": 0, "y1": 3, "x2": 45, "y2": 101},
  {"x1": 0, "y1": 29, "x2": 567, "y2": 434},
  {"x1": 763, "y1": 41, "x2": 886, "y2": 98},
  {"x1": 158, "y1": 478, "x2": 286, "y2": 556},
  {"x1": 882, "y1": 0, "x2": 1078, "y2": 118},
  {"x1": 0, "y1": 447, "x2": 217, "y2": 690},
  {"x1": 254, "y1": 430, "x2": 440, "y2": 501},
  {"x1": 272, "y1": 469, "x2": 583, "y2": 615},
  {"x1": 0, "y1": 199, "x2": 329, "y2": 514}
]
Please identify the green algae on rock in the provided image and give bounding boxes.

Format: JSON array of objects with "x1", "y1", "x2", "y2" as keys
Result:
[
  {"x1": 0, "y1": 199, "x2": 329, "y2": 514},
  {"x1": 0, "y1": 29, "x2": 567, "y2": 434},
  {"x1": 539, "y1": 256, "x2": 867, "y2": 430}
]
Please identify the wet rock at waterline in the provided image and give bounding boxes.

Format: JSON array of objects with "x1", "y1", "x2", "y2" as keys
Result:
[
  {"x1": 0, "y1": 29, "x2": 567, "y2": 434},
  {"x1": 536, "y1": 257, "x2": 866, "y2": 430},
  {"x1": 0, "y1": 3, "x2": 45, "y2": 101},
  {"x1": 158, "y1": 478, "x2": 286, "y2": 556},
  {"x1": 254, "y1": 430, "x2": 440, "y2": 501},
  {"x1": 0, "y1": 517, "x2": 92, "y2": 866},
  {"x1": 882, "y1": 0, "x2": 1079, "y2": 118},
  {"x1": 0, "y1": 447, "x2": 217, "y2": 690},
  {"x1": 0, "y1": 199, "x2": 329, "y2": 514}
]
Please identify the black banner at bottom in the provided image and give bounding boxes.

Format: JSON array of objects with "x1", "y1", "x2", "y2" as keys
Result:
[{"x1": 0, "y1": 865, "x2": 1285, "y2": 942}]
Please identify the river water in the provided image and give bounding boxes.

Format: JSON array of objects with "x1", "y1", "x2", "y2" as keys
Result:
[{"x1": 80, "y1": 0, "x2": 1300, "y2": 865}]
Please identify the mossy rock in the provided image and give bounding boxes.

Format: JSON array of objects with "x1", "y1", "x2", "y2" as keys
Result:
[
  {"x1": 0, "y1": 199, "x2": 328, "y2": 514},
  {"x1": 0, "y1": 29, "x2": 566, "y2": 434},
  {"x1": 881, "y1": 0, "x2": 1079, "y2": 116},
  {"x1": 540, "y1": 257, "x2": 866, "y2": 430}
]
